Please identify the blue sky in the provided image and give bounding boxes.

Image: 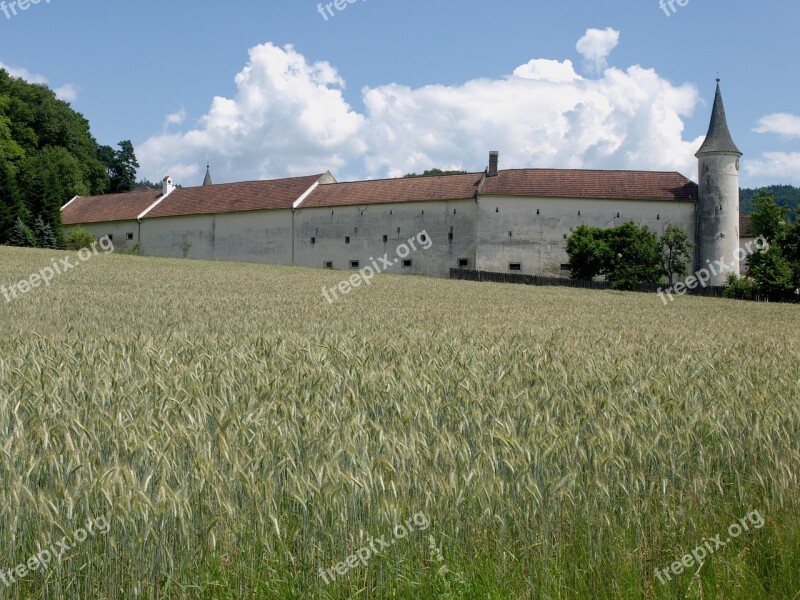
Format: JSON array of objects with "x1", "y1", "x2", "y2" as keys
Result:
[{"x1": 1, "y1": 0, "x2": 798, "y2": 187}]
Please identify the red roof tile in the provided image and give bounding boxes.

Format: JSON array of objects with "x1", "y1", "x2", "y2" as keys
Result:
[
  {"x1": 145, "y1": 174, "x2": 323, "y2": 218},
  {"x1": 300, "y1": 173, "x2": 483, "y2": 208},
  {"x1": 481, "y1": 169, "x2": 698, "y2": 201},
  {"x1": 61, "y1": 189, "x2": 162, "y2": 225}
]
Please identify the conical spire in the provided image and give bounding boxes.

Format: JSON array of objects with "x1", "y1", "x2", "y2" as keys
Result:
[
  {"x1": 696, "y1": 80, "x2": 741, "y2": 157},
  {"x1": 203, "y1": 163, "x2": 213, "y2": 186}
]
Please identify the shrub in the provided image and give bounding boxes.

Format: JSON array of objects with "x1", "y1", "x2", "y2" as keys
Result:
[
  {"x1": 724, "y1": 273, "x2": 755, "y2": 300},
  {"x1": 65, "y1": 227, "x2": 97, "y2": 251}
]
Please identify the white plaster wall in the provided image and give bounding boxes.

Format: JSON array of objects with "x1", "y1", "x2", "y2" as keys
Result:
[
  {"x1": 696, "y1": 154, "x2": 741, "y2": 284},
  {"x1": 294, "y1": 199, "x2": 476, "y2": 277},
  {"x1": 63, "y1": 221, "x2": 140, "y2": 252},
  {"x1": 140, "y1": 210, "x2": 293, "y2": 263},
  {"x1": 476, "y1": 196, "x2": 697, "y2": 276}
]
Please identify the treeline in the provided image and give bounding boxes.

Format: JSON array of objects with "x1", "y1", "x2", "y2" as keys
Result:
[
  {"x1": 741, "y1": 185, "x2": 800, "y2": 219},
  {"x1": 0, "y1": 69, "x2": 139, "y2": 248}
]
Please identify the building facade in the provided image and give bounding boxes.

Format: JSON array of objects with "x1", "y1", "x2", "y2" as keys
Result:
[{"x1": 62, "y1": 83, "x2": 746, "y2": 282}]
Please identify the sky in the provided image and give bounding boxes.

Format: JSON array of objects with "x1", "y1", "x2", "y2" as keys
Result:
[{"x1": 0, "y1": 0, "x2": 798, "y2": 188}]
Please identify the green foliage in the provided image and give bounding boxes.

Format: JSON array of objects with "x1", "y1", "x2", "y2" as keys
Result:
[
  {"x1": 32, "y1": 214, "x2": 58, "y2": 249},
  {"x1": 65, "y1": 226, "x2": 97, "y2": 251},
  {"x1": 565, "y1": 222, "x2": 664, "y2": 289},
  {"x1": 402, "y1": 169, "x2": 467, "y2": 178},
  {"x1": 98, "y1": 140, "x2": 140, "y2": 193},
  {"x1": 0, "y1": 68, "x2": 112, "y2": 243},
  {"x1": 744, "y1": 190, "x2": 799, "y2": 301},
  {"x1": 741, "y1": 184, "x2": 800, "y2": 220},
  {"x1": 724, "y1": 273, "x2": 755, "y2": 300},
  {"x1": 6, "y1": 216, "x2": 36, "y2": 247},
  {"x1": 660, "y1": 224, "x2": 692, "y2": 285}
]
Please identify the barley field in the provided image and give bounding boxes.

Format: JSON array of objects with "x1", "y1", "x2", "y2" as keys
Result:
[{"x1": 0, "y1": 245, "x2": 799, "y2": 599}]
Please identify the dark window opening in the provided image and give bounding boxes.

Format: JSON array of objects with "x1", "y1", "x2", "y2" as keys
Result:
[
  {"x1": 350, "y1": 260, "x2": 359, "y2": 269},
  {"x1": 324, "y1": 261, "x2": 333, "y2": 269},
  {"x1": 345, "y1": 236, "x2": 350, "y2": 244},
  {"x1": 107, "y1": 234, "x2": 113, "y2": 241},
  {"x1": 458, "y1": 258, "x2": 469, "y2": 268},
  {"x1": 311, "y1": 237, "x2": 316, "y2": 245},
  {"x1": 616, "y1": 212, "x2": 620, "y2": 218},
  {"x1": 402, "y1": 259, "x2": 412, "y2": 268},
  {"x1": 536, "y1": 209, "x2": 540, "y2": 215},
  {"x1": 383, "y1": 234, "x2": 388, "y2": 243},
  {"x1": 126, "y1": 232, "x2": 134, "y2": 240},
  {"x1": 508, "y1": 231, "x2": 513, "y2": 237},
  {"x1": 420, "y1": 234, "x2": 427, "y2": 242},
  {"x1": 509, "y1": 263, "x2": 522, "y2": 272},
  {"x1": 560, "y1": 263, "x2": 571, "y2": 271},
  {"x1": 448, "y1": 232, "x2": 453, "y2": 241}
]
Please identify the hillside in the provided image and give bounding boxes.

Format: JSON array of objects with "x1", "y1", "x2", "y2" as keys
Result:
[
  {"x1": 742, "y1": 184, "x2": 800, "y2": 218},
  {"x1": 1, "y1": 247, "x2": 799, "y2": 598}
]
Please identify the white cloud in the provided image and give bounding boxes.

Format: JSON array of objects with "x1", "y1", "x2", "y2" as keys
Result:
[
  {"x1": 0, "y1": 61, "x2": 79, "y2": 102},
  {"x1": 575, "y1": 28, "x2": 620, "y2": 76},
  {"x1": 54, "y1": 84, "x2": 79, "y2": 103},
  {"x1": 513, "y1": 59, "x2": 582, "y2": 83},
  {"x1": 137, "y1": 34, "x2": 705, "y2": 186},
  {"x1": 754, "y1": 113, "x2": 800, "y2": 138},
  {"x1": 744, "y1": 152, "x2": 800, "y2": 185},
  {"x1": 164, "y1": 107, "x2": 187, "y2": 128}
]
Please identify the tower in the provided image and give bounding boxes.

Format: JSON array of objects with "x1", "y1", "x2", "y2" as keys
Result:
[
  {"x1": 203, "y1": 163, "x2": 213, "y2": 186},
  {"x1": 695, "y1": 80, "x2": 742, "y2": 285}
]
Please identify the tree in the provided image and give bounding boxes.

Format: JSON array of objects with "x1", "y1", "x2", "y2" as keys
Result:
[
  {"x1": 0, "y1": 151, "x2": 23, "y2": 244},
  {"x1": 660, "y1": 224, "x2": 693, "y2": 286},
  {"x1": 565, "y1": 222, "x2": 663, "y2": 290},
  {"x1": 6, "y1": 216, "x2": 36, "y2": 247},
  {"x1": 403, "y1": 169, "x2": 467, "y2": 178},
  {"x1": 98, "y1": 140, "x2": 140, "y2": 193},
  {"x1": 32, "y1": 214, "x2": 58, "y2": 249},
  {"x1": 745, "y1": 189, "x2": 797, "y2": 301}
]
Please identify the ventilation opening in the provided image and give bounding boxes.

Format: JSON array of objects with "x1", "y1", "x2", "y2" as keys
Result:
[
  {"x1": 350, "y1": 260, "x2": 360, "y2": 269},
  {"x1": 509, "y1": 263, "x2": 522, "y2": 272},
  {"x1": 402, "y1": 259, "x2": 412, "y2": 268},
  {"x1": 324, "y1": 261, "x2": 333, "y2": 269},
  {"x1": 126, "y1": 232, "x2": 134, "y2": 240},
  {"x1": 458, "y1": 258, "x2": 469, "y2": 268},
  {"x1": 382, "y1": 234, "x2": 388, "y2": 243}
]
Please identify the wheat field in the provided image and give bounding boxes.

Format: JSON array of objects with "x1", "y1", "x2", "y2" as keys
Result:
[{"x1": 0, "y1": 245, "x2": 799, "y2": 599}]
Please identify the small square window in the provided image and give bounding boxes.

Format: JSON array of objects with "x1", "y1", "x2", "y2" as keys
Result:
[
  {"x1": 350, "y1": 260, "x2": 360, "y2": 269},
  {"x1": 402, "y1": 259, "x2": 412, "y2": 268},
  {"x1": 311, "y1": 237, "x2": 316, "y2": 245},
  {"x1": 126, "y1": 232, "x2": 134, "y2": 240},
  {"x1": 345, "y1": 236, "x2": 350, "y2": 244},
  {"x1": 509, "y1": 263, "x2": 522, "y2": 272},
  {"x1": 383, "y1": 234, "x2": 388, "y2": 243},
  {"x1": 324, "y1": 261, "x2": 333, "y2": 269},
  {"x1": 560, "y1": 263, "x2": 571, "y2": 271},
  {"x1": 458, "y1": 258, "x2": 469, "y2": 268}
]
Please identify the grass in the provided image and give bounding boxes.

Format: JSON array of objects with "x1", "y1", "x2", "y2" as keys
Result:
[{"x1": 0, "y1": 244, "x2": 799, "y2": 599}]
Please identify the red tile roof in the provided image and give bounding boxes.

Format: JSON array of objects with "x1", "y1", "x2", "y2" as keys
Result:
[
  {"x1": 300, "y1": 173, "x2": 483, "y2": 208},
  {"x1": 480, "y1": 169, "x2": 698, "y2": 201},
  {"x1": 61, "y1": 189, "x2": 162, "y2": 225},
  {"x1": 145, "y1": 174, "x2": 323, "y2": 218}
]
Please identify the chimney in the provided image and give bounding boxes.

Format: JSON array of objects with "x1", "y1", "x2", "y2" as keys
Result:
[
  {"x1": 162, "y1": 175, "x2": 175, "y2": 197},
  {"x1": 488, "y1": 151, "x2": 499, "y2": 177}
]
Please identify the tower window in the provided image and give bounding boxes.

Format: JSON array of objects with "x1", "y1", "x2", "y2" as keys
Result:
[
  {"x1": 383, "y1": 234, "x2": 388, "y2": 243},
  {"x1": 536, "y1": 209, "x2": 540, "y2": 215},
  {"x1": 578, "y1": 211, "x2": 581, "y2": 216},
  {"x1": 508, "y1": 231, "x2": 513, "y2": 237},
  {"x1": 311, "y1": 237, "x2": 316, "y2": 245},
  {"x1": 448, "y1": 232, "x2": 453, "y2": 241},
  {"x1": 345, "y1": 236, "x2": 350, "y2": 244}
]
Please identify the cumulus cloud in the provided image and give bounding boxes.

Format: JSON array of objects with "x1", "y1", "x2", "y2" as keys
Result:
[
  {"x1": 137, "y1": 32, "x2": 706, "y2": 185},
  {"x1": 0, "y1": 61, "x2": 79, "y2": 102},
  {"x1": 754, "y1": 113, "x2": 800, "y2": 138},
  {"x1": 164, "y1": 107, "x2": 187, "y2": 128},
  {"x1": 575, "y1": 28, "x2": 620, "y2": 76},
  {"x1": 744, "y1": 152, "x2": 800, "y2": 185}
]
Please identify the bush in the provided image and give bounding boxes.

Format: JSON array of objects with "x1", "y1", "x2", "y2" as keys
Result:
[
  {"x1": 65, "y1": 227, "x2": 97, "y2": 251},
  {"x1": 724, "y1": 273, "x2": 755, "y2": 300}
]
